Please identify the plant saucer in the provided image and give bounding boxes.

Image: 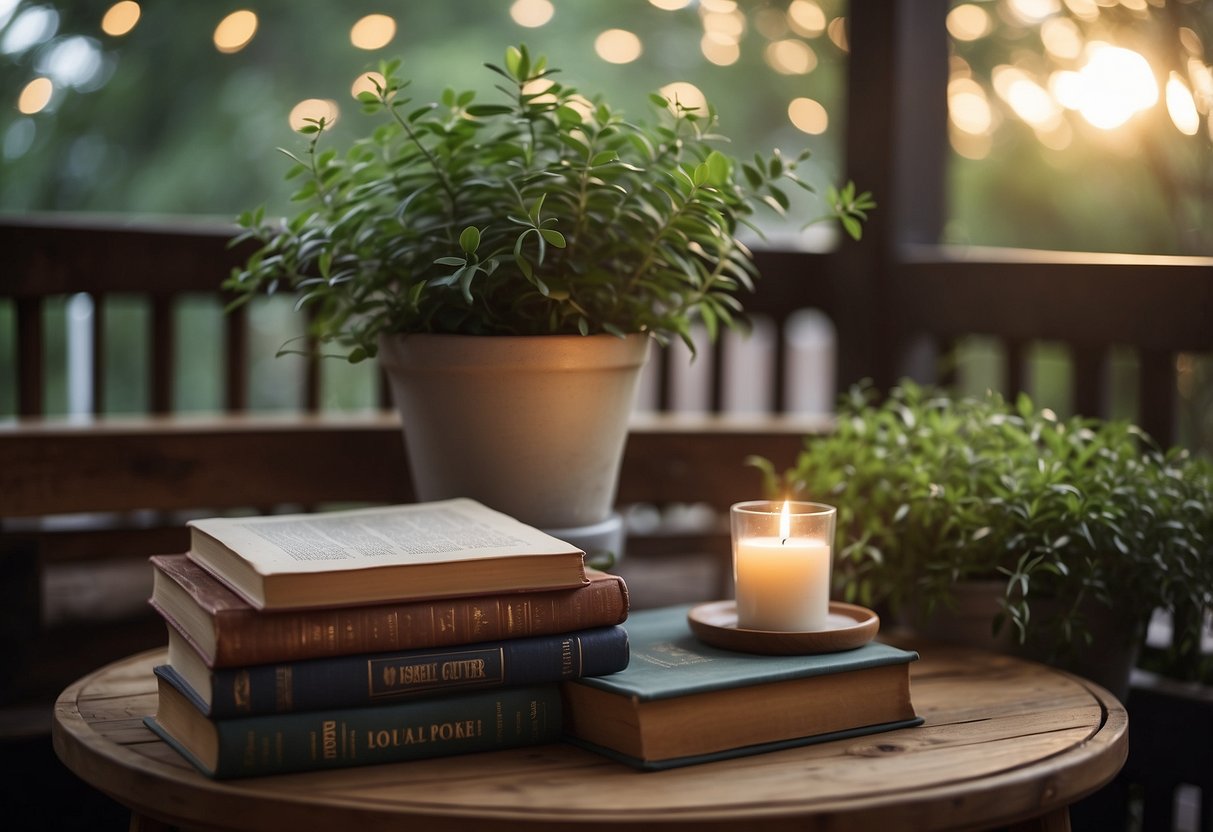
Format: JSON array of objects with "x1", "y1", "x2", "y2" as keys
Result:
[{"x1": 686, "y1": 600, "x2": 880, "y2": 655}]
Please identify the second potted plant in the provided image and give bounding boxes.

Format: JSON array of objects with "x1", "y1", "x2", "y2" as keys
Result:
[
  {"x1": 752, "y1": 381, "x2": 1213, "y2": 697},
  {"x1": 226, "y1": 45, "x2": 871, "y2": 534}
]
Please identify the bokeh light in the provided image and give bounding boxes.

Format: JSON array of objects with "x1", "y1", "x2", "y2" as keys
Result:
[
  {"x1": 701, "y1": 33, "x2": 740, "y2": 66},
  {"x1": 510, "y1": 0, "x2": 554, "y2": 28},
  {"x1": 946, "y1": 5, "x2": 991, "y2": 42},
  {"x1": 648, "y1": 0, "x2": 691, "y2": 9},
  {"x1": 1074, "y1": 43, "x2": 1158, "y2": 130},
  {"x1": 787, "y1": 1, "x2": 826, "y2": 37},
  {"x1": 595, "y1": 29, "x2": 642, "y2": 64},
  {"x1": 213, "y1": 10, "x2": 257, "y2": 54},
  {"x1": 1166, "y1": 73, "x2": 1200, "y2": 136},
  {"x1": 1040, "y1": 17, "x2": 1082, "y2": 60},
  {"x1": 701, "y1": 11, "x2": 744, "y2": 45},
  {"x1": 765, "y1": 39, "x2": 817, "y2": 75},
  {"x1": 350, "y1": 14, "x2": 396, "y2": 50},
  {"x1": 351, "y1": 71, "x2": 387, "y2": 100},
  {"x1": 827, "y1": 17, "x2": 847, "y2": 52},
  {"x1": 948, "y1": 77, "x2": 993, "y2": 135},
  {"x1": 289, "y1": 99, "x2": 339, "y2": 132},
  {"x1": 788, "y1": 97, "x2": 828, "y2": 134},
  {"x1": 1007, "y1": 0, "x2": 1061, "y2": 24},
  {"x1": 100, "y1": 2, "x2": 140, "y2": 37},
  {"x1": 18, "y1": 76, "x2": 53, "y2": 114},
  {"x1": 658, "y1": 81, "x2": 707, "y2": 115}
]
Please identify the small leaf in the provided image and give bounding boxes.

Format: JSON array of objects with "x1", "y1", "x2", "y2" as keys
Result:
[
  {"x1": 459, "y1": 226, "x2": 481, "y2": 254},
  {"x1": 539, "y1": 229, "x2": 566, "y2": 247}
]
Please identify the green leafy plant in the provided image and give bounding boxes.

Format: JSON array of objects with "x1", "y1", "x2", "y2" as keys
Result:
[
  {"x1": 750, "y1": 381, "x2": 1213, "y2": 662},
  {"x1": 226, "y1": 45, "x2": 871, "y2": 362}
]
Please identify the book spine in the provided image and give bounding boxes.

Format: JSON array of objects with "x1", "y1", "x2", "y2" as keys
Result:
[
  {"x1": 210, "y1": 685, "x2": 561, "y2": 778},
  {"x1": 208, "y1": 626, "x2": 628, "y2": 717},
  {"x1": 212, "y1": 576, "x2": 628, "y2": 667}
]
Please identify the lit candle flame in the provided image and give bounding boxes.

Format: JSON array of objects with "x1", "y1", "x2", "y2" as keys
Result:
[{"x1": 779, "y1": 500, "x2": 791, "y2": 544}]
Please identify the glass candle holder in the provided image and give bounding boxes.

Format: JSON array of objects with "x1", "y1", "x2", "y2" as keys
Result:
[{"x1": 731, "y1": 500, "x2": 836, "y2": 632}]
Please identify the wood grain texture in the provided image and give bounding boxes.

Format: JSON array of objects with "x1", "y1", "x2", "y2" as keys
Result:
[
  {"x1": 52, "y1": 639, "x2": 1127, "y2": 832},
  {"x1": 0, "y1": 412, "x2": 819, "y2": 518}
]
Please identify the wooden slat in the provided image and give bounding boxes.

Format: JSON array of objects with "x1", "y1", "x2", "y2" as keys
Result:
[
  {"x1": 1007, "y1": 337, "x2": 1028, "y2": 398},
  {"x1": 2, "y1": 215, "x2": 254, "y2": 297},
  {"x1": 0, "y1": 413, "x2": 822, "y2": 519},
  {"x1": 898, "y1": 247, "x2": 1213, "y2": 351}
]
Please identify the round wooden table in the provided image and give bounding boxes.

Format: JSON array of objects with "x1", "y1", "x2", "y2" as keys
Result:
[{"x1": 53, "y1": 640, "x2": 1126, "y2": 832}]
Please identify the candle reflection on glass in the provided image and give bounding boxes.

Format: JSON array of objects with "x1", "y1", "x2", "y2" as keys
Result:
[{"x1": 731, "y1": 500, "x2": 835, "y2": 631}]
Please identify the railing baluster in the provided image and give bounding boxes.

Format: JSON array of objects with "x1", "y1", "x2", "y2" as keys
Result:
[
  {"x1": 150, "y1": 295, "x2": 173, "y2": 414},
  {"x1": 1005, "y1": 337, "x2": 1028, "y2": 399},
  {"x1": 224, "y1": 303, "x2": 248, "y2": 412},
  {"x1": 15, "y1": 297, "x2": 43, "y2": 418},
  {"x1": 91, "y1": 293, "x2": 106, "y2": 416},
  {"x1": 1071, "y1": 344, "x2": 1104, "y2": 419},
  {"x1": 1139, "y1": 349, "x2": 1176, "y2": 445}
]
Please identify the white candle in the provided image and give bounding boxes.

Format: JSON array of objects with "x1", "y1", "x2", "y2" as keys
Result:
[{"x1": 732, "y1": 500, "x2": 832, "y2": 631}]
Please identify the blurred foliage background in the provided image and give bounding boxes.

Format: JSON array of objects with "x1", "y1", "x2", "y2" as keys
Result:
[{"x1": 0, "y1": 0, "x2": 1210, "y2": 453}]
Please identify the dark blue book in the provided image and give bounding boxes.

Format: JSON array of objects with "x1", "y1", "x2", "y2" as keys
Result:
[
  {"x1": 146, "y1": 672, "x2": 561, "y2": 779},
  {"x1": 562, "y1": 605, "x2": 923, "y2": 770},
  {"x1": 165, "y1": 623, "x2": 627, "y2": 718}
]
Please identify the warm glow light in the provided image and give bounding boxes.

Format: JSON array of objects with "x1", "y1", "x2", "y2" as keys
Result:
[
  {"x1": 351, "y1": 71, "x2": 387, "y2": 100},
  {"x1": 700, "y1": 0, "x2": 738, "y2": 12},
  {"x1": 993, "y1": 66, "x2": 1061, "y2": 129},
  {"x1": 648, "y1": 0, "x2": 691, "y2": 9},
  {"x1": 1035, "y1": 120, "x2": 1073, "y2": 150},
  {"x1": 289, "y1": 98, "x2": 339, "y2": 132},
  {"x1": 1062, "y1": 0, "x2": 1100, "y2": 21},
  {"x1": 658, "y1": 81, "x2": 707, "y2": 114},
  {"x1": 787, "y1": 0, "x2": 826, "y2": 36},
  {"x1": 100, "y1": 1, "x2": 139, "y2": 37},
  {"x1": 948, "y1": 78, "x2": 993, "y2": 134},
  {"x1": 765, "y1": 39, "x2": 816, "y2": 75},
  {"x1": 947, "y1": 4, "x2": 991, "y2": 42},
  {"x1": 779, "y1": 500, "x2": 791, "y2": 541},
  {"x1": 213, "y1": 10, "x2": 257, "y2": 54},
  {"x1": 950, "y1": 124, "x2": 992, "y2": 160},
  {"x1": 17, "y1": 76, "x2": 52, "y2": 114},
  {"x1": 827, "y1": 17, "x2": 847, "y2": 52},
  {"x1": 1179, "y1": 28, "x2": 1203, "y2": 59},
  {"x1": 1188, "y1": 60, "x2": 1213, "y2": 111},
  {"x1": 701, "y1": 11, "x2": 744, "y2": 43},
  {"x1": 701, "y1": 34, "x2": 740, "y2": 66},
  {"x1": 522, "y1": 77, "x2": 557, "y2": 105},
  {"x1": 350, "y1": 14, "x2": 395, "y2": 50},
  {"x1": 509, "y1": 0, "x2": 554, "y2": 28},
  {"x1": 788, "y1": 97, "x2": 828, "y2": 134},
  {"x1": 1007, "y1": 0, "x2": 1061, "y2": 23},
  {"x1": 595, "y1": 29, "x2": 642, "y2": 64},
  {"x1": 1050, "y1": 70, "x2": 1086, "y2": 109},
  {"x1": 1074, "y1": 43, "x2": 1158, "y2": 129},
  {"x1": 1041, "y1": 16, "x2": 1082, "y2": 60},
  {"x1": 1119, "y1": 0, "x2": 1147, "y2": 11},
  {"x1": 1166, "y1": 73, "x2": 1200, "y2": 135},
  {"x1": 754, "y1": 8, "x2": 788, "y2": 39}
]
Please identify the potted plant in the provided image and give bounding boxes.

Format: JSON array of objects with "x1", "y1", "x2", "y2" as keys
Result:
[
  {"x1": 225, "y1": 45, "x2": 871, "y2": 533},
  {"x1": 751, "y1": 381, "x2": 1213, "y2": 697}
]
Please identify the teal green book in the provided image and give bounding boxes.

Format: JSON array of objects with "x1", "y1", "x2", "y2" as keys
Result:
[
  {"x1": 562, "y1": 604, "x2": 922, "y2": 770},
  {"x1": 146, "y1": 672, "x2": 561, "y2": 779}
]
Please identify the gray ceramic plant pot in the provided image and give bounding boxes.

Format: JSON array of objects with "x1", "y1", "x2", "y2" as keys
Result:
[{"x1": 377, "y1": 332, "x2": 650, "y2": 531}]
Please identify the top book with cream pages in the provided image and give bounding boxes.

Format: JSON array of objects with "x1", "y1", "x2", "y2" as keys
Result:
[{"x1": 186, "y1": 498, "x2": 588, "y2": 610}]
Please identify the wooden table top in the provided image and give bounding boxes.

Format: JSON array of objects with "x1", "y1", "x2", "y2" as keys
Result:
[{"x1": 53, "y1": 639, "x2": 1127, "y2": 832}]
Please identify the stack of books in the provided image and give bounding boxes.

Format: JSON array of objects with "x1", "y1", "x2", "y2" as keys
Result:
[{"x1": 143, "y1": 498, "x2": 631, "y2": 779}]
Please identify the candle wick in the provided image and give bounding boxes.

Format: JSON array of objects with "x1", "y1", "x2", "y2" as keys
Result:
[{"x1": 781, "y1": 537, "x2": 787, "y2": 545}]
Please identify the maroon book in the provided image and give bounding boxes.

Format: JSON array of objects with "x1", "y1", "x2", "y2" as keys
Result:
[{"x1": 149, "y1": 554, "x2": 629, "y2": 668}]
